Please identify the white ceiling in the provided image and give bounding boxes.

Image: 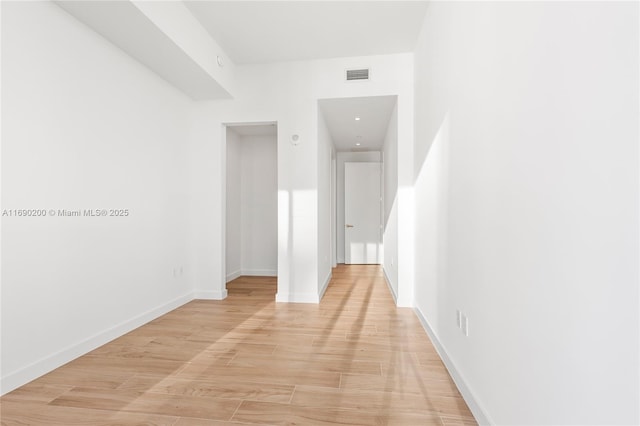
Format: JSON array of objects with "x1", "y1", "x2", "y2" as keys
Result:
[
  {"x1": 228, "y1": 123, "x2": 278, "y2": 137},
  {"x1": 319, "y1": 96, "x2": 397, "y2": 152},
  {"x1": 183, "y1": 1, "x2": 429, "y2": 65},
  {"x1": 56, "y1": 1, "x2": 232, "y2": 100},
  {"x1": 184, "y1": 2, "x2": 418, "y2": 152}
]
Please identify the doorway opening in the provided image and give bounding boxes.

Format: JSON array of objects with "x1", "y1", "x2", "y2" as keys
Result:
[
  {"x1": 318, "y1": 95, "x2": 397, "y2": 270},
  {"x1": 224, "y1": 122, "x2": 278, "y2": 296}
]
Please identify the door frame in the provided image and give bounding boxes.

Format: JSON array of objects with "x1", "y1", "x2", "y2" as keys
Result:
[{"x1": 221, "y1": 121, "x2": 278, "y2": 294}]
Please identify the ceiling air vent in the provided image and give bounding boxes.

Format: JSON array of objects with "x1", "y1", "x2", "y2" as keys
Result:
[{"x1": 346, "y1": 68, "x2": 370, "y2": 81}]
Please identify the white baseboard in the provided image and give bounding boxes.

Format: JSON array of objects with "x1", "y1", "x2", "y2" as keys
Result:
[
  {"x1": 413, "y1": 306, "x2": 493, "y2": 426},
  {"x1": 0, "y1": 293, "x2": 193, "y2": 395},
  {"x1": 226, "y1": 270, "x2": 241, "y2": 282},
  {"x1": 194, "y1": 289, "x2": 228, "y2": 300},
  {"x1": 318, "y1": 271, "x2": 332, "y2": 301},
  {"x1": 275, "y1": 273, "x2": 328, "y2": 304},
  {"x1": 382, "y1": 266, "x2": 398, "y2": 304},
  {"x1": 241, "y1": 269, "x2": 277, "y2": 277},
  {"x1": 275, "y1": 292, "x2": 319, "y2": 303}
]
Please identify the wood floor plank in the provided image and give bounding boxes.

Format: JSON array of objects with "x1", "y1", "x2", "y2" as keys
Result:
[
  {"x1": 231, "y1": 400, "x2": 445, "y2": 426},
  {"x1": 176, "y1": 364, "x2": 342, "y2": 389},
  {"x1": 291, "y1": 385, "x2": 474, "y2": 419},
  {"x1": 70, "y1": 355, "x2": 187, "y2": 376},
  {"x1": 88, "y1": 341, "x2": 220, "y2": 363},
  {"x1": 173, "y1": 418, "x2": 270, "y2": 426},
  {"x1": 440, "y1": 415, "x2": 481, "y2": 426},
  {"x1": 272, "y1": 343, "x2": 411, "y2": 363},
  {"x1": 33, "y1": 365, "x2": 134, "y2": 390},
  {"x1": 0, "y1": 401, "x2": 178, "y2": 426},
  {"x1": 0, "y1": 266, "x2": 475, "y2": 425},
  {"x1": 149, "y1": 339, "x2": 275, "y2": 356},
  {"x1": 48, "y1": 387, "x2": 143, "y2": 412},
  {"x1": 118, "y1": 375, "x2": 294, "y2": 403},
  {"x1": 50, "y1": 387, "x2": 241, "y2": 420},
  {"x1": 215, "y1": 331, "x2": 316, "y2": 347},
  {"x1": 312, "y1": 336, "x2": 435, "y2": 355},
  {"x1": 340, "y1": 372, "x2": 463, "y2": 397},
  {"x1": 112, "y1": 391, "x2": 241, "y2": 420},
  {"x1": 0, "y1": 384, "x2": 73, "y2": 404},
  {"x1": 228, "y1": 353, "x2": 381, "y2": 376}
]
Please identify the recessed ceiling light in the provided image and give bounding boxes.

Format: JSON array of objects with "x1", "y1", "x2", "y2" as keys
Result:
[
  {"x1": 356, "y1": 143, "x2": 361, "y2": 146},
  {"x1": 355, "y1": 117, "x2": 361, "y2": 121}
]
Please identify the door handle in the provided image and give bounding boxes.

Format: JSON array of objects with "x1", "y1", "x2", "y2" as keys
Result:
[{"x1": 346, "y1": 224, "x2": 354, "y2": 228}]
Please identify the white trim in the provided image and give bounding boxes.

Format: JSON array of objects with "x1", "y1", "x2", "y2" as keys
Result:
[
  {"x1": 318, "y1": 271, "x2": 332, "y2": 301},
  {"x1": 226, "y1": 270, "x2": 241, "y2": 282},
  {"x1": 414, "y1": 306, "x2": 493, "y2": 426},
  {"x1": 275, "y1": 292, "x2": 319, "y2": 304},
  {"x1": 241, "y1": 269, "x2": 277, "y2": 277},
  {"x1": 194, "y1": 289, "x2": 228, "y2": 300},
  {"x1": 0, "y1": 293, "x2": 193, "y2": 395},
  {"x1": 383, "y1": 266, "x2": 398, "y2": 304}
]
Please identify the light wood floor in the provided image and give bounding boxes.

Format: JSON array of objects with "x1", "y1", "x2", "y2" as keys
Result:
[{"x1": 0, "y1": 265, "x2": 476, "y2": 426}]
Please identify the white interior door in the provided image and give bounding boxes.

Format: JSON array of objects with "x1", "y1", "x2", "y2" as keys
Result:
[{"x1": 344, "y1": 162, "x2": 381, "y2": 264}]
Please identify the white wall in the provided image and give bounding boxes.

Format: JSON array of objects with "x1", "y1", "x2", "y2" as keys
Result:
[
  {"x1": 336, "y1": 151, "x2": 382, "y2": 264},
  {"x1": 382, "y1": 103, "x2": 398, "y2": 300},
  {"x1": 1, "y1": 2, "x2": 194, "y2": 393},
  {"x1": 190, "y1": 53, "x2": 414, "y2": 304},
  {"x1": 240, "y1": 135, "x2": 278, "y2": 276},
  {"x1": 413, "y1": 2, "x2": 639, "y2": 425},
  {"x1": 225, "y1": 128, "x2": 242, "y2": 281},
  {"x1": 318, "y1": 109, "x2": 335, "y2": 296}
]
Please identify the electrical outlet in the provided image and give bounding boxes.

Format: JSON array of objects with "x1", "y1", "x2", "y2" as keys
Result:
[
  {"x1": 462, "y1": 314, "x2": 469, "y2": 336},
  {"x1": 173, "y1": 266, "x2": 183, "y2": 279},
  {"x1": 456, "y1": 310, "x2": 462, "y2": 328}
]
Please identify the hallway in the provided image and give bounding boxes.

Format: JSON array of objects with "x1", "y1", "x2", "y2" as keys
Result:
[{"x1": 0, "y1": 266, "x2": 475, "y2": 425}]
